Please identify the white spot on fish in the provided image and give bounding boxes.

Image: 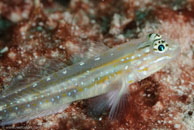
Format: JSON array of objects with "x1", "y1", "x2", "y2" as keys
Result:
[
  {"x1": 75, "y1": 82, "x2": 78, "y2": 86},
  {"x1": 136, "y1": 60, "x2": 142, "y2": 65},
  {"x1": 46, "y1": 77, "x2": 51, "y2": 81},
  {"x1": 79, "y1": 62, "x2": 85, "y2": 66},
  {"x1": 139, "y1": 66, "x2": 145, "y2": 70},
  {"x1": 125, "y1": 65, "x2": 129, "y2": 70},
  {"x1": 121, "y1": 59, "x2": 125, "y2": 62},
  {"x1": 27, "y1": 104, "x2": 30, "y2": 107},
  {"x1": 81, "y1": 82, "x2": 84, "y2": 85},
  {"x1": 73, "y1": 89, "x2": 77, "y2": 93},
  {"x1": 67, "y1": 92, "x2": 71, "y2": 96},
  {"x1": 51, "y1": 98, "x2": 55, "y2": 102},
  {"x1": 126, "y1": 57, "x2": 129, "y2": 60},
  {"x1": 92, "y1": 79, "x2": 95, "y2": 82},
  {"x1": 106, "y1": 81, "x2": 110, "y2": 85},
  {"x1": 15, "y1": 107, "x2": 18, "y2": 110},
  {"x1": 94, "y1": 57, "x2": 100, "y2": 61},
  {"x1": 32, "y1": 83, "x2": 37, "y2": 88},
  {"x1": 57, "y1": 96, "x2": 60, "y2": 99},
  {"x1": 144, "y1": 48, "x2": 150, "y2": 53},
  {"x1": 137, "y1": 54, "x2": 141, "y2": 57},
  {"x1": 63, "y1": 70, "x2": 67, "y2": 74},
  {"x1": 131, "y1": 55, "x2": 135, "y2": 59},
  {"x1": 72, "y1": 78, "x2": 76, "y2": 82}
]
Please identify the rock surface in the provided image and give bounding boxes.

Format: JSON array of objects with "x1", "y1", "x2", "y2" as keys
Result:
[{"x1": 0, "y1": 0, "x2": 193, "y2": 130}]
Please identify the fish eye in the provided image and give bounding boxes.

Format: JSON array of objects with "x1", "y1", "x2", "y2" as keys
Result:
[
  {"x1": 148, "y1": 33, "x2": 162, "y2": 41},
  {"x1": 158, "y1": 44, "x2": 165, "y2": 51},
  {"x1": 153, "y1": 39, "x2": 168, "y2": 53}
]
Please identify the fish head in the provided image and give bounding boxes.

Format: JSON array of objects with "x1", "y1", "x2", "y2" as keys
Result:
[{"x1": 133, "y1": 33, "x2": 180, "y2": 80}]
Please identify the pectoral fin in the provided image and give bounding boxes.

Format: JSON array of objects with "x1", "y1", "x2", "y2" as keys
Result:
[{"x1": 88, "y1": 77, "x2": 130, "y2": 119}]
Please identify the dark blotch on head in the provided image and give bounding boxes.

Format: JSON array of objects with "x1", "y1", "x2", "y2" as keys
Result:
[
  {"x1": 148, "y1": 33, "x2": 153, "y2": 38},
  {"x1": 156, "y1": 34, "x2": 160, "y2": 37}
]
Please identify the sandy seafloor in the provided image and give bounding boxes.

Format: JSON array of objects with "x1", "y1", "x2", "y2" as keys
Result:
[{"x1": 0, "y1": 0, "x2": 193, "y2": 130}]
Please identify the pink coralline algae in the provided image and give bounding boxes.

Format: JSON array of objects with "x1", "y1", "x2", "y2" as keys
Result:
[{"x1": 0, "y1": 0, "x2": 193, "y2": 130}]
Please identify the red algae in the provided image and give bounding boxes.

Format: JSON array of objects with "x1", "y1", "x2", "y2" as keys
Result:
[
  {"x1": 0, "y1": 0, "x2": 194, "y2": 130},
  {"x1": 0, "y1": 0, "x2": 33, "y2": 23}
]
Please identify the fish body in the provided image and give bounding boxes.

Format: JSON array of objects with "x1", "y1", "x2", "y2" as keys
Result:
[{"x1": 0, "y1": 33, "x2": 180, "y2": 125}]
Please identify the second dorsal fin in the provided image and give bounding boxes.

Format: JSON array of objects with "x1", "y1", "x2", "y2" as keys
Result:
[
  {"x1": 1, "y1": 58, "x2": 68, "y2": 98},
  {"x1": 70, "y1": 41, "x2": 109, "y2": 63}
]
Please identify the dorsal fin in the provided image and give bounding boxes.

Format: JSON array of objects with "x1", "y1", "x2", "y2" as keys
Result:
[
  {"x1": 70, "y1": 41, "x2": 109, "y2": 63},
  {"x1": 1, "y1": 58, "x2": 68, "y2": 98}
]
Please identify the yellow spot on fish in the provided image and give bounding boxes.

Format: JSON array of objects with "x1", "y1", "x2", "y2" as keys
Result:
[
  {"x1": 117, "y1": 47, "x2": 122, "y2": 50},
  {"x1": 128, "y1": 80, "x2": 133, "y2": 84},
  {"x1": 78, "y1": 87, "x2": 83, "y2": 92},
  {"x1": 62, "y1": 93, "x2": 67, "y2": 97},
  {"x1": 138, "y1": 67, "x2": 148, "y2": 72}
]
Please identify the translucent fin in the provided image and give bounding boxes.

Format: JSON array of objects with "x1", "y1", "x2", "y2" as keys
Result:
[
  {"x1": 89, "y1": 77, "x2": 130, "y2": 119},
  {"x1": 84, "y1": 42, "x2": 109, "y2": 58},
  {"x1": 108, "y1": 89, "x2": 129, "y2": 119},
  {"x1": 1, "y1": 58, "x2": 67, "y2": 98},
  {"x1": 70, "y1": 42, "x2": 109, "y2": 63},
  {"x1": 0, "y1": 103, "x2": 70, "y2": 126}
]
